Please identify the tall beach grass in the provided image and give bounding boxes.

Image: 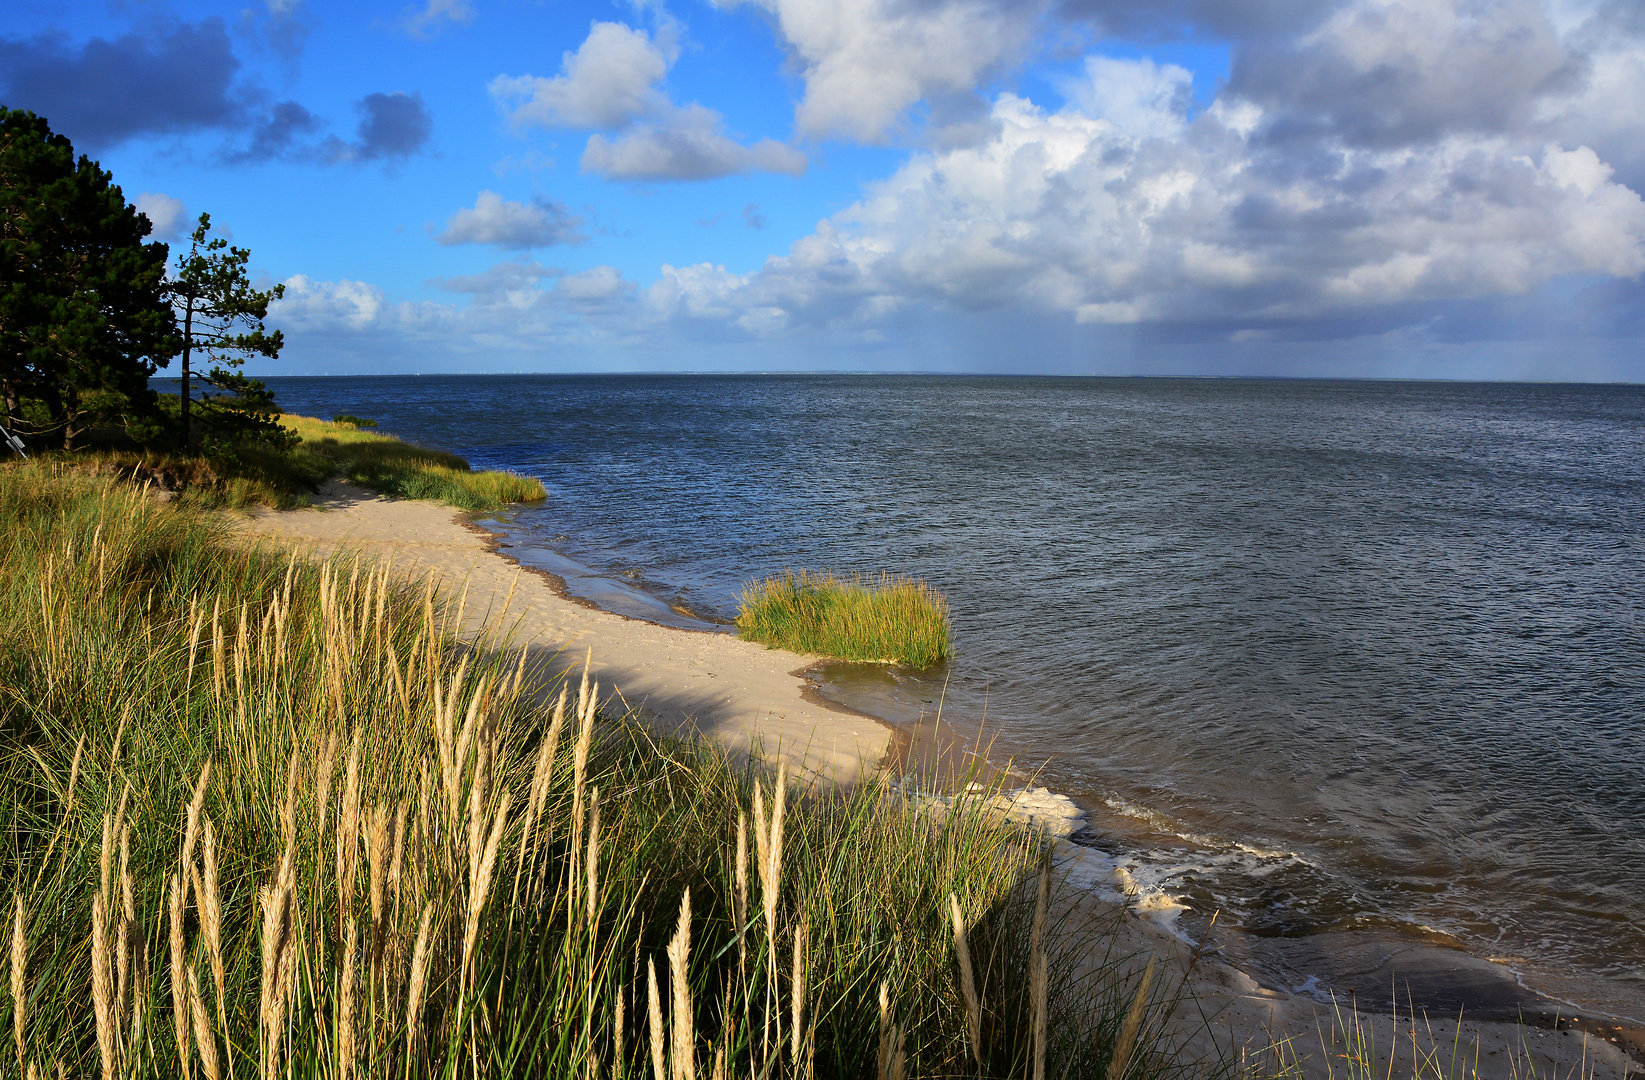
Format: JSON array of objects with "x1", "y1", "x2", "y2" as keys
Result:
[
  {"x1": 736, "y1": 571, "x2": 953, "y2": 669},
  {"x1": 0, "y1": 463, "x2": 1188, "y2": 1079}
]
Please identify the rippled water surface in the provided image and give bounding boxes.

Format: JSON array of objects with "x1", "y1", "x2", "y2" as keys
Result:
[{"x1": 266, "y1": 375, "x2": 1645, "y2": 1019}]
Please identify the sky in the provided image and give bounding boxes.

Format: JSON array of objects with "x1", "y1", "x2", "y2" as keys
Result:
[{"x1": 2, "y1": 0, "x2": 1644, "y2": 380}]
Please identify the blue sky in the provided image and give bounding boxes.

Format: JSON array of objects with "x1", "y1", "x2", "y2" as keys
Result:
[{"x1": 4, "y1": 0, "x2": 1644, "y2": 379}]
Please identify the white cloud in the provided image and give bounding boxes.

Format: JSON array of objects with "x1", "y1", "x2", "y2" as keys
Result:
[
  {"x1": 582, "y1": 104, "x2": 807, "y2": 180},
  {"x1": 274, "y1": 275, "x2": 390, "y2": 331},
  {"x1": 714, "y1": 0, "x2": 1046, "y2": 142},
  {"x1": 492, "y1": 19, "x2": 805, "y2": 181},
  {"x1": 642, "y1": 81, "x2": 1645, "y2": 332},
  {"x1": 491, "y1": 21, "x2": 669, "y2": 130},
  {"x1": 135, "y1": 192, "x2": 189, "y2": 241},
  {"x1": 1060, "y1": 56, "x2": 1192, "y2": 140},
  {"x1": 557, "y1": 265, "x2": 632, "y2": 302},
  {"x1": 403, "y1": 0, "x2": 475, "y2": 38},
  {"x1": 437, "y1": 191, "x2": 585, "y2": 249}
]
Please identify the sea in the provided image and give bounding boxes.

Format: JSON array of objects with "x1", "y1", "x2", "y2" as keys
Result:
[{"x1": 262, "y1": 374, "x2": 1645, "y2": 1025}]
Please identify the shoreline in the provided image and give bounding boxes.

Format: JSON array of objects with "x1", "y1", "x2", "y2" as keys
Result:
[
  {"x1": 233, "y1": 481, "x2": 1645, "y2": 1080},
  {"x1": 236, "y1": 479, "x2": 894, "y2": 786}
]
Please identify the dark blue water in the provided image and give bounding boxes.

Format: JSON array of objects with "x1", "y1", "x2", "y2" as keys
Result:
[{"x1": 263, "y1": 374, "x2": 1645, "y2": 1020}]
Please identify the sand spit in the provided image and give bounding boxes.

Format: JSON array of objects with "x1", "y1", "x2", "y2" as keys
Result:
[
  {"x1": 234, "y1": 480, "x2": 891, "y2": 785},
  {"x1": 234, "y1": 482, "x2": 1642, "y2": 1080}
]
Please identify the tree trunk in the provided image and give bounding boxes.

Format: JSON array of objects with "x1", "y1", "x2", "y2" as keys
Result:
[
  {"x1": 1, "y1": 378, "x2": 20, "y2": 435},
  {"x1": 40, "y1": 381, "x2": 67, "y2": 450},
  {"x1": 180, "y1": 300, "x2": 193, "y2": 450},
  {"x1": 60, "y1": 385, "x2": 79, "y2": 451}
]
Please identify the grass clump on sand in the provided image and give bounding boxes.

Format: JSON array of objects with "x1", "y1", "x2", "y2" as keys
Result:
[
  {"x1": 0, "y1": 461, "x2": 1191, "y2": 1079},
  {"x1": 736, "y1": 570, "x2": 954, "y2": 668}
]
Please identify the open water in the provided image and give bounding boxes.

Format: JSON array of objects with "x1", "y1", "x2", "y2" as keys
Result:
[{"x1": 263, "y1": 374, "x2": 1645, "y2": 1023}]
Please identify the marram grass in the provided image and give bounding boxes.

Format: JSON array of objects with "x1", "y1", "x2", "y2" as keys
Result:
[
  {"x1": 736, "y1": 570, "x2": 954, "y2": 668},
  {"x1": 0, "y1": 462, "x2": 1195, "y2": 1080}
]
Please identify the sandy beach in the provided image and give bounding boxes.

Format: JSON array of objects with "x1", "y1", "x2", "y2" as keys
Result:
[
  {"x1": 235, "y1": 481, "x2": 1644, "y2": 1080},
  {"x1": 235, "y1": 480, "x2": 892, "y2": 785}
]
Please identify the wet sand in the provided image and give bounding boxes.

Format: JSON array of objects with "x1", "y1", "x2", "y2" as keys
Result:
[{"x1": 232, "y1": 482, "x2": 1644, "y2": 1080}]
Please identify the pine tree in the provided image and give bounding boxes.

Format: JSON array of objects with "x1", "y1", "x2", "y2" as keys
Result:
[
  {"x1": 167, "y1": 213, "x2": 286, "y2": 448},
  {"x1": 0, "y1": 108, "x2": 175, "y2": 449}
]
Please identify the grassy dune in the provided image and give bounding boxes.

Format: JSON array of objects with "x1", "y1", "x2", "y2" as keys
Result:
[
  {"x1": 279, "y1": 413, "x2": 546, "y2": 511},
  {"x1": 24, "y1": 412, "x2": 545, "y2": 512},
  {"x1": 0, "y1": 463, "x2": 1183, "y2": 1079},
  {"x1": 736, "y1": 571, "x2": 954, "y2": 668}
]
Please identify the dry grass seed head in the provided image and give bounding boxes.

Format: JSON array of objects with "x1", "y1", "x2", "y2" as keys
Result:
[
  {"x1": 91, "y1": 891, "x2": 115, "y2": 1080},
  {"x1": 169, "y1": 873, "x2": 190, "y2": 1079},
  {"x1": 188, "y1": 963, "x2": 219, "y2": 1080},
  {"x1": 668, "y1": 888, "x2": 694, "y2": 1080},
  {"x1": 647, "y1": 958, "x2": 665, "y2": 1080},
  {"x1": 338, "y1": 915, "x2": 358, "y2": 1080},
  {"x1": 405, "y1": 904, "x2": 435, "y2": 1053},
  {"x1": 1106, "y1": 958, "x2": 1156, "y2": 1080},
  {"x1": 790, "y1": 914, "x2": 808, "y2": 1067}
]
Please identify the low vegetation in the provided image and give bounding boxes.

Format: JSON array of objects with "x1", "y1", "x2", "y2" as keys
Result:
[
  {"x1": 11, "y1": 410, "x2": 545, "y2": 513},
  {"x1": 279, "y1": 412, "x2": 547, "y2": 512},
  {"x1": 736, "y1": 571, "x2": 954, "y2": 668},
  {"x1": 0, "y1": 464, "x2": 1185, "y2": 1078}
]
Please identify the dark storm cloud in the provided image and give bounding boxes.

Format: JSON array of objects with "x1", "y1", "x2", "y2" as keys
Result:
[
  {"x1": 228, "y1": 92, "x2": 432, "y2": 166},
  {"x1": 352, "y1": 92, "x2": 432, "y2": 160},
  {"x1": 1059, "y1": 0, "x2": 1594, "y2": 151},
  {"x1": 1229, "y1": 0, "x2": 1588, "y2": 148},
  {"x1": 226, "y1": 100, "x2": 324, "y2": 163},
  {"x1": 1055, "y1": 0, "x2": 1337, "y2": 40},
  {"x1": 0, "y1": 20, "x2": 242, "y2": 151}
]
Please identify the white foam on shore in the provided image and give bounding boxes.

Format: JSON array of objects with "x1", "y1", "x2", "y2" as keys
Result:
[{"x1": 1101, "y1": 795, "x2": 1315, "y2": 866}]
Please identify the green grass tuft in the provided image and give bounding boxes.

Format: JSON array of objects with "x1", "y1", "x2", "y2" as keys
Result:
[{"x1": 736, "y1": 570, "x2": 953, "y2": 668}]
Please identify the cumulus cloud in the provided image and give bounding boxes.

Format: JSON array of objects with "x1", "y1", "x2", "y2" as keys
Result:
[
  {"x1": 1060, "y1": 56, "x2": 1192, "y2": 139},
  {"x1": 492, "y1": 20, "x2": 806, "y2": 180},
  {"x1": 135, "y1": 193, "x2": 190, "y2": 241},
  {"x1": 434, "y1": 261, "x2": 560, "y2": 294},
  {"x1": 641, "y1": 70, "x2": 1645, "y2": 335},
  {"x1": 1231, "y1": 0, "x2": 1586, "y2": 148},
  {"x1": 403, "y1": 0, "x2": 476, "y2": 38},
  {"x1": 274, "y1": 275, "x2": 391, "y2": 331},
  {"x1": 491, "y1": 22, "x2": 670, "y2": 130},
  {"x1": 0, "y1": 20, "x2": 242, "y2": 151},
  {"x1": 582, "y1": 105, "x2": 807, "y2": 180},
  {"x1": 557, "y1": 265, "x2": 633, "y2": 303},
  {"x1": 713, "y1": 0, "x2": 1046, "y2": 142},
  {"x1": 438, "y1": 191, "x2": 586, "y2": 249}
]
